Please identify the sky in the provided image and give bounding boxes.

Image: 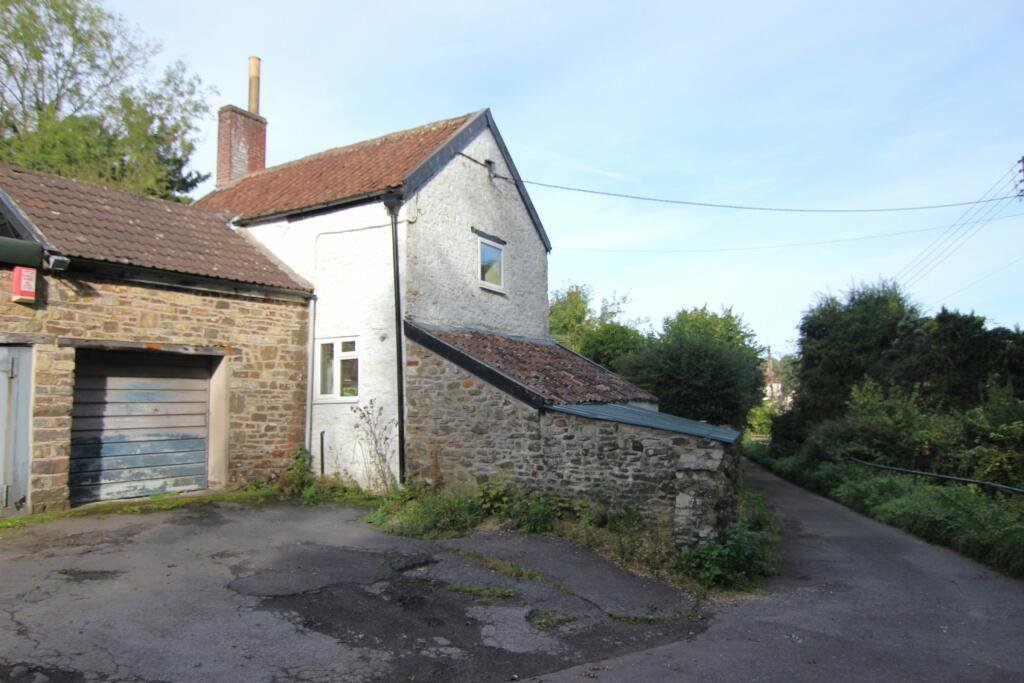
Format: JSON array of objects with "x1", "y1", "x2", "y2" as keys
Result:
[{"x1": 110, "y1": 0, "x2": 1024, "y2": 354}]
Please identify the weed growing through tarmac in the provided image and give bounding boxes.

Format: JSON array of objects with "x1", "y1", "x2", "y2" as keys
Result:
[
  {"x1": 446, "y1": 583, "x2": 522, "y2": 604},
  {"x1": 528, "y1": 608, "x2": 576, "y2": 631},
  {"x1": 451, "y1": 548, "x2": 544, "y2": 581}
]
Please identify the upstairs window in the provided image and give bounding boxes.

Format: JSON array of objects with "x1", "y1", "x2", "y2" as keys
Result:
[
  {"x1": 479, "y1": 238, "x2": 504, "y2": 290},
  {"x1": 317, "y1": 338, "x2": 358, "y2": 400}
]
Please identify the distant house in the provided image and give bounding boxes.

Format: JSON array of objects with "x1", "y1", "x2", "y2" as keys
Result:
[
  {"x1": 196, "y1": 69, "x2": 740, "y2": 544},
  {"x1": 0, "y1": 164, "x2": 310, "y2": 514}
]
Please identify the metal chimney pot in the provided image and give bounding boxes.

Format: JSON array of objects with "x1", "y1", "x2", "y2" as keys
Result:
[{"x1": 248, "y1": 56, "x2": 261, "y2": 115}]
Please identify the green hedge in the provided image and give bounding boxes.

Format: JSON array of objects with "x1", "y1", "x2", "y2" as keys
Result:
[{"x1": 747, "y1": 439, "x2": 1024, "y2": 577}]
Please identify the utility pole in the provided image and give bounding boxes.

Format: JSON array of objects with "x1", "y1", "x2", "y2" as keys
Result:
[{"x1": 1018, "y1": 156, "x2": 1024, "y2": 199}]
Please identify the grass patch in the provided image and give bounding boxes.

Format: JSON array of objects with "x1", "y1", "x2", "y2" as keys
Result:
[
  {"x1": 0, "y1": 483, "x2": 281, "y2": 531},
  {"x1": 446, "y1": 583, "x2": 521, "y2": 604},
  {"x1": 366, "y1": 489, "x2": 484, "y2": 539},
  {"x1": 0, "y1": 448, "x2": 382, "y2": 532},
  {"x1": 528, "y1": 608, "x2": 576, "y2": 631},
  {"x1": 452, "y1": 548, "x2": 543, "y2": 581}
]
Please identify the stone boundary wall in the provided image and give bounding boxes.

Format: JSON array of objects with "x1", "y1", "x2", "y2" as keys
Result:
[
  {"x1": 404, "y1": 341, "x2": 737, "y2": 545},
  {"x1": 1, "y1": 269, "x2": 309, "y2": 513}
]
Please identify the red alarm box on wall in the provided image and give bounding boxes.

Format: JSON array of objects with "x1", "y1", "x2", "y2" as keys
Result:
[{"x1": 11, "y1": 265, "x2": 37, "y2": 303}]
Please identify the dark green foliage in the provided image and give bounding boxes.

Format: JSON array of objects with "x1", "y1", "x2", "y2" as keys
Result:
[
  {"x1": 793, "y1": 281, "x2": 917, "y2": 429},
  {"x1": 578, "y1": 321, "x2": 647, "y2": 371},
  {"x1": 476, "y1": 478, "x2": 515, "y2": 516},
  {"x1": 882, "y1": 309, "x2": 1005, "y2": 409},
  {"x1": 749, "y1": 441, "x2": 1024, "y2": 577},
  {"x1": 369, "y1": 490, "x2": 484, "y2": 539},
  {"x1": 619, "y1": 306, "x2": 763, "y2": 426},
  {"x1": 475, "y1": 478, "x2": 562, "y2": 532},
  {"x1": 679, "y1": 489, "x2": 779, "y2": 589},
  {"x1": 0, "y1": 0, "x2": 211, "y2": 199},
  {"x1": 873, "y1": 486, "x2": 1024, "y2": 577},
  {"x1": 504, "y1": 491, "x2": 561, "y2": 533},
  {"x1": 279, "y1": 447, "x2": 317, "y2": 497},
  {"x1": 554, "y1": 485, "x2": 780, "y2": 591},
  {"x1": 548, "y1": 284, "x2": 629, "y2": 352}
]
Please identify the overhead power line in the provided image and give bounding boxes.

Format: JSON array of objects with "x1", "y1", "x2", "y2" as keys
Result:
[
  {"x1": 506, "y1": 177, "x2": 1017, "y2": 214},
  {"x1": 905, "y1": 194, "x2": 1015, "y2": 288},
  {"x1": 931, "y1": 252, "x2": 1024, "y2": 308},
  {"x1": 895, "y1": 165, "x2": 1018, "y2": 282},
  {"x1": 553, "y1": 211, "x2": 1024, "y2": 255},
  {"x1": 456, "y1": 152, "x2": 1021, "y2": 214}
]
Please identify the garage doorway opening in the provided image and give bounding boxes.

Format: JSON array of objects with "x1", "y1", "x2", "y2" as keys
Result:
[{"x1": 69, "y1": 349, "x2": 225, "y2": 506}]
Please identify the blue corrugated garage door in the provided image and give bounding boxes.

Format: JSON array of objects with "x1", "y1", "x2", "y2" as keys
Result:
[{"x1": 69, "y1": 350, "x2": 211, "y2": 506}]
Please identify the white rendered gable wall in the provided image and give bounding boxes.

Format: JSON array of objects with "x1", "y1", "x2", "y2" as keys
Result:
[
  {"x1": 240, "y1": 125, "x2": 549, "y2": 487},
  {"x1": 405, "y1": 127, "x2": 549, "y2": 337}
]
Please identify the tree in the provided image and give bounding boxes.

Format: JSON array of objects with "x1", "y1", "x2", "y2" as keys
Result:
[
  {"x1": 578, "y1": 321, "x2": 647, "y2": 372},
  {"x1": 618, "y1": 306, "x2": 764, "y2": 426},
  {"x1": 0, "y1": 0, "x2": 211, "y2": 199},
  {"x1": 549, "y1": 284, "x2": 595, "y2": 351},
  {"x1": 549, "y1": 284, "x2": 631, "y2": 352},
  {"x1": 882, "y1": 308, "x2": 1003, "y2": 409},
  {"x1": 794, "y1": 281, "x2": 917, "y2": 424}
]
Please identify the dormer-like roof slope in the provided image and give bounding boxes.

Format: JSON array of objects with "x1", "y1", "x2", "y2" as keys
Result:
[
  {"x1": 196, "y1": 109, "x2": 551, "y2": 251},
  {"x1": 0, "y1": 164, "x2": 310, "y2": 293}
]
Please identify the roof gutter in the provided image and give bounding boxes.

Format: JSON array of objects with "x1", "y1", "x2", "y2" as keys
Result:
[
  {"x1": 235, "y1": 189, "x2": 393, "y2": 226},
  {"x1": 67, "y1": 259, "x2": 312, "y2": 302}
]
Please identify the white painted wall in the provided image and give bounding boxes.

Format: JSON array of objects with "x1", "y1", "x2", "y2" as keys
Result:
[
  {"x1": 405, "y1": 126, "x2": 549, "y2": 337},
  {"x1": 242, "y1": 202, "x2": 406, "y2": 488},
  {"x1": 240, "y1": 123, "x2": 551, "y2": 487}
]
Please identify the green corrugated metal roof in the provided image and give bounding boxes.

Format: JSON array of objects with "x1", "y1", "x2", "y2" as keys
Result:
[{"x1": 548, "y1": 403, "x2": 740, "y2": 444}]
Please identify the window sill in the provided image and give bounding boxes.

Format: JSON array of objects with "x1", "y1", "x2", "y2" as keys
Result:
[
  {"x1": 480, "y1": 284, "x2": 507, "y2": 296},
  {"x1": 313, "y1": 396, "x2": 360, "y2": 405}
]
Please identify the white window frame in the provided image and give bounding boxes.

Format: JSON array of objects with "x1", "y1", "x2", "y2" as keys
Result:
[
  {"x1": 314, "y1": 336, "x2": 359, "y2": 403},
  {"x1": 478, "y1": 236, "x2": 505, "y2": 293}
]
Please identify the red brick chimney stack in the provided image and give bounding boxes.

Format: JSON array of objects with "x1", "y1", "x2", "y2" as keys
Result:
[{"x1": 215, "y1": 56, "x2": 267, "y2": 189}]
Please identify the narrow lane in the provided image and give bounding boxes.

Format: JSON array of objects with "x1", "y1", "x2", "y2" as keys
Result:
[{"x1": 534, "y1": 459, "x2": 1024, "y2": 682}]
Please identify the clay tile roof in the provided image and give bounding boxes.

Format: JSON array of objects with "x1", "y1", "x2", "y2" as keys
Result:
[
  {"x1": 406, "y1": 321, "x2": 658, "y2": 406},
  {"x1": 195, "y1": 112, "x2": 475, "y2": 222},
  {"x1": 0, "y1": 164, "x2": 309, "y2": 292}
]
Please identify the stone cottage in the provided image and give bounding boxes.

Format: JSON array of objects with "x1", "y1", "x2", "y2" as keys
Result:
[
  {"x1": 0, "y1": 164, "x2": 311, "y2": 515},
  {"x1": 197, "y1": 68, "x2": 739, "y2": 544}
]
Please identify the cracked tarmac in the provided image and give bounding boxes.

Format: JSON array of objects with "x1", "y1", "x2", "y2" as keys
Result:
[
  {"x1": 5, "y1": 459, "x2": 1022, "y2": 682},
  {"x1": 0, "y1": 502, "x2": 706, "y2": 682}
]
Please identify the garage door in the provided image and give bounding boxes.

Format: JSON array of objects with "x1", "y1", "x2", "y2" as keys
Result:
[{"x1": 69, "y1": 350, "x2": 211, "y2": 506}]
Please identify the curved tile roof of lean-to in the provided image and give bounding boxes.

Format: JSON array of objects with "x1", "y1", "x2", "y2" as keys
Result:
[
  {"x1": 0, "y1": 164, "x2": 309, "y2": 292},
  {"x1": 195, "y1": 113, "x2": 475, "y2": 222}
]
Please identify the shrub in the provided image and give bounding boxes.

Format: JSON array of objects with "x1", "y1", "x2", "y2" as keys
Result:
[
  {"x1": 679, "y1": 490, "x2": 779, "y2": 590},
  {"x1": 572, "y1": 499, "x2": 609, "y2": 529},
  {"x1": 279, "y1": 446, "x2": 316, "y2": 497},
  {"x1": 831, "y1": 474, "x2": 917, "y2": 514},
  {"x1": 374, "y1": 489, "x2": 484, "y2": 539},
  {"x1": 746, "y1": 404, "x2": 776, "y2": 436},
  {"x1": 504, "y1": 492, "x2": 561, "y2": 533},
  {"x1": 872, "y1": 485, "x2": 1024, "y2": 575},
  {"x1": 477, "y1": 477, "x2": 515, "y2": 516}
]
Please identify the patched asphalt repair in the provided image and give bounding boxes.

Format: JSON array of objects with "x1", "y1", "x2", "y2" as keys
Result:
[{"x1": 0, "y1": 502, "x2": 705, "y2": 682}]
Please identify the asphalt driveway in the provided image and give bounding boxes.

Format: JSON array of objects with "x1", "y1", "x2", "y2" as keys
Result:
[
  {"x1": 0, "y1": 499, "x2": 704, "y2": 682},
  {"x1": 533, "y1": 460, "x2": 1024, "y2": 682},
  {"x1": 2, "y1": 459, "x2": 1022, "y2": 682}
]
